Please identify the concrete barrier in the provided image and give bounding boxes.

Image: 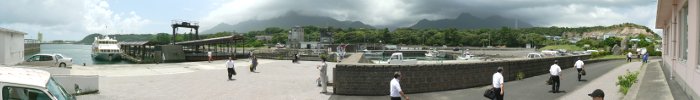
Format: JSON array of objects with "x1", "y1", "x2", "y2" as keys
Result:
[
  {"x1": 333, "y1": 55, "x2": 591, "y2": 95},
  {"x1": 52, "y1": 75, "x2": 99, "y2": 95}
]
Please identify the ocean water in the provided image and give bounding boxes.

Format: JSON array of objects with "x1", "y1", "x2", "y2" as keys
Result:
[{"x1": 26, "y1": 44, "x2": 132, "y2": 65}]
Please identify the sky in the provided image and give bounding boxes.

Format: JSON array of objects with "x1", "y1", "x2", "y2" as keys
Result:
[{"x1": 0, "y1": 0, "x2": 659, "y2": 41}]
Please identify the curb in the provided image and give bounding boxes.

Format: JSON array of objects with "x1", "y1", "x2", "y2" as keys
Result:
[{"x1": 622, "y1": 61, "x2": 652, "y2": 100}]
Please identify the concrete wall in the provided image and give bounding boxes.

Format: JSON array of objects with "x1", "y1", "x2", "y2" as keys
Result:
[
  {"x1": 0, "y1": 28, "x2": 25, "y2": 66},
  {"x1": 658, "y1": 0, "x2": 700, "y2": 99},
  {"x1": 333, "y1": 55, "x2": 591, "y2": 95}
]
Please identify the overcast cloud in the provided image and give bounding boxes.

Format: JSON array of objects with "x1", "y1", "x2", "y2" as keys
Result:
[
  {"x1": 201, "y1": 0, "x2": 658, "y2": 29},
  {"x1": 0, "y1": 0, "x2": 658, "y2": 41}
]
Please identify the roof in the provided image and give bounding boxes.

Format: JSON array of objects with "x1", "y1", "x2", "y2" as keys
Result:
[
  {"x1": 0, "y1": 67, "x2": 51, "y2": 88},
  {"x1": 655, "y1": 0, "x2": 674, "y2": 29},
  {"x1": 119, "y1": 41, "x2": 156, "y2": 46},
  {"x1": 0, "y1": 27, "x2": 27, "y2": 35},
  {"x1": 175, "y1": 35, "x2": 244, "y2": 45}
]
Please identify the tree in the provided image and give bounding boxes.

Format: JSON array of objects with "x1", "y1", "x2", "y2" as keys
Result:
[{"x1": 602, "y1": 37, "x2": 622, "y2": 47}]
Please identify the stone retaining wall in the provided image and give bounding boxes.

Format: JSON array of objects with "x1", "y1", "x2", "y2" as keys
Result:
[{"x1": 333, "y1": 55, "x2": 591, "y2": 95}]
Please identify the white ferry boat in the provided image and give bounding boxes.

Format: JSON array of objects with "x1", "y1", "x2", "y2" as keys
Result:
[{"x1": 91, "y1": 35, "x2": 121, "y2": 61}]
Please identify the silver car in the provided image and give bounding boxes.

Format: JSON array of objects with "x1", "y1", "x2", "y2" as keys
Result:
[{"x1": 22, "y1": 54, "x2": 73, "y2": 67}]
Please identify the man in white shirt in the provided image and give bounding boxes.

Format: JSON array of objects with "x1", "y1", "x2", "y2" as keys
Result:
[
  {"x1": 390, "y1": 72, "x2": 409, "y2": 100},
  {"x1": 492, "y1": 67, "x2": 504, "y2": 100},
  {"x1": 575, "y1": 58, "x2": 585, "y2": 81},
  {"x1": 226, "y1": 57, "x2": 236, "y2": 80},
  {"x1": 549, "y1": 60, "x2": 562, "y2": 93},
  {"x1": 627, "y1": 52, "x2": 632, "y2": 62}
]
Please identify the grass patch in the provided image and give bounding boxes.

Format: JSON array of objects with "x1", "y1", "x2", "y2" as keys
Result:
[
  {"x1": 539, "y1": 45, "x2": 584, "y2": 51},
  {"x1": 617, "y1": 71, "x2": 640, "y2": 95}
]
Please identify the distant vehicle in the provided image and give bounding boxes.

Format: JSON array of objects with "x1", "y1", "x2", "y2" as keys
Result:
[
  {"x1": 275, "y1": 43, "x2": 285, "y2": 48},
  {"x1": 22, "y1": 54, "x2": 73, "y2": 67},
  {"x1": 458, "y1": 50, "x2": 474, "y2": 60},
  {"x1": 527, "y1": 53, "x2": 544, "y2": 58},
  {"x1": 425, "y1": 48, "x2": 445, "y2": 58},
  {"x1": 374, "y1": 53, "x2": 417, "y2": 64},
  {"x1": 584, "y1": 50, "x2": 599, "y2": 54},
  {"x1": 541, "y1": 50, "x2": 559, "y2": 56},
  {"x1": 0, "y1": 67, "x2": 76, "y2": 100}
]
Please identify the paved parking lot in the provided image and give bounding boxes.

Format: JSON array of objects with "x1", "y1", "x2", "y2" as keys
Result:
[{"x1": 74, "y1": 59, "x2": 335, "y2": 100}]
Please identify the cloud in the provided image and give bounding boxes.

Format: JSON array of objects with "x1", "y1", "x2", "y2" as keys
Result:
[
  {"x1": 0, "y1": 0, "x2": 150, "y2": 40},
  {"x1": 200, "y1": 0, "x2": 657, "y2": 30}
]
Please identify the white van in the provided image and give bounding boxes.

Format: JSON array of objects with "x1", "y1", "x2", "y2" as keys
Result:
[{"x1": 0, "y1": 67, "x2": 75, "y2": 100}]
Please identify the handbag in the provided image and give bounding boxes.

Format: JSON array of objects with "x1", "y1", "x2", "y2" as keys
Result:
[
  {"x1": 546, "y1": 77, "x2": 553, "y2": 85},
  {"x1": 581, "y1": 69, "x2": 587, "y2": 76},
  {"x1": 484, "y1": 88, "x2": 496, "y2": 99}
]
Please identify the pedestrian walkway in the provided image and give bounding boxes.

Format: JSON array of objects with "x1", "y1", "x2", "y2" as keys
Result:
[
  {"x1": 558, "y1": 61, "x2": 643, "y2": 100},
  {"x1": 632, "y1": 60, "x2": 674, "y2": 100},
  {"x1": 330, "y1": 60, "x2": 628, "y2": 100}
]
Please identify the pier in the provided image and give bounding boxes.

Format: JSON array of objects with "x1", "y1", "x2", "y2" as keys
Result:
[
  {"x1": 24, "y1": 39, "x2": 40, "y2": 55},
  {"x1": 119, "y1": 41, "x2": 157, "y2": 63}
]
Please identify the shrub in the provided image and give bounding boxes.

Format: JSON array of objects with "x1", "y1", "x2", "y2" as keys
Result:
[
  {"x1": 591, "y1": 51, "x2": 611, "y2": 58},
  {"x1": 617, "y1": 71, "x2": 640, "y2": 95},
  {"x1": 516, "y1": 71, "x2": 525, "y2": 80}
]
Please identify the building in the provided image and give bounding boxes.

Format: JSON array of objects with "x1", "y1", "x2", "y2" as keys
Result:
[
  {"x1": 255, "y1": 35, "x2": 272, "y2": 41},
  {"x1": 320, "y1": 28, "x2": 333, "y2": 44},
  {"x1": 656, "y1": 0, "x2": 700, "y2": 99},
  {"x1": 0, "y1": 28, "x2": 26, "y2": 66},
  {"x1": 287, "y1": 26, "x2": 304, "y2": 49}
]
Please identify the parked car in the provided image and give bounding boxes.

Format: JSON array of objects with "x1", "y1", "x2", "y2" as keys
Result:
[
  {"x1": 0, "y1": 67, "x2": 76, "y2": 100},
  {"x1": 527, "y1": 53, "x2": 544, "y2": 58},
  {"x1": 22, "y1": 54, "x2": 73, "y2": 67}
]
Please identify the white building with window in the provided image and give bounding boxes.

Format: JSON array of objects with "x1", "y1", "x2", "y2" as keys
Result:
[
  {"x1": 657, "y1": 0, "x2": 700, "y2": 98},
  {"x1": 0, "y1": 28, "x2": 26, "y2": 66}
]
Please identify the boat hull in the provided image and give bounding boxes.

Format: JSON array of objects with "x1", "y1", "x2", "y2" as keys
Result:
[{"x1": 92, "y1": 53, "x2": 121, "y2": 61}]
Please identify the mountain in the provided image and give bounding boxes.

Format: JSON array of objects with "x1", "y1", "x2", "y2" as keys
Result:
[
  {"x1": 409, "y1": 13, "x2": 533, "y2": 29},
  {"x1": 203, "y1": 12, "x2": 374, "y2": 34}
]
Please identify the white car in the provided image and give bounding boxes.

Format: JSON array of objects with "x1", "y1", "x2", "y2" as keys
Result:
[
  {"x1": 527, "y1": 53, "x2": 544, "y2": 58},
  {"x1": 0, "y1": 67, "x2": 76, "y2": 100},
  {"x1": 23, "y1": 54, "x2": 73, "y2": 67}
]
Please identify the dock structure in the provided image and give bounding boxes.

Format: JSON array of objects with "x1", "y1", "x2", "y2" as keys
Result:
[
  {"x1": 119, "y1": 41, "x2": 157, "y2": 63},
  {"x1": 24, "y1": 39, "x2": 40, "y2": 55},
  {"x1": 171, "y1": 20, "x2": 199, "y2": 45},
  {"x1": 175, "y1": 35, "x2": 247, "y2": 61}
]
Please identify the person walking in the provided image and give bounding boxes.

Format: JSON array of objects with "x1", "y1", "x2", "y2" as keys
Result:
[
  {"x1": 492, "y1": 67, "x2": 505, "y2": 100},
  {"x1": 627, "y1": 52, "x2": 633, "y2": 62},
  {"x1": 226, "y1": 57, "x2": 236, "y2": 80},
  {"x1": 549, "y1": 60, "x2": 562, "y2": 93},
  {"x1": 292, "y1": 53, "x2": 300, "y2": 64},
  {"x1": 390, "y1": 72, "x2": 409, "y2": 100},
  {"x1": 588, "y1": 89, "x2": 605, "y2": 100},
  {"x1": 317, "y1": 57, "x2": 328, "y2": 93},
  {"x1": 250, "y1": 55, "x2": 258, "y2": 72},
  {"x1": 208, "y1": 51, "x2": 213, "y2": 63},
  {"x1": 575, "y1": 58, "x2": 585, "y2": 81}
]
